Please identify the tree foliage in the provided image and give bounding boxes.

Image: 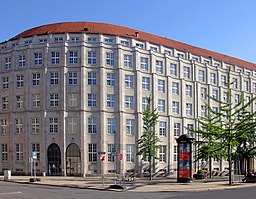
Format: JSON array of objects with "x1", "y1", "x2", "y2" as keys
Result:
[
  {"x1": 193, "y1": 67, "x2": 256, "y2": 184},
  {"x1": 137, "y1": 96, "x2": 160, "y2": 180}
]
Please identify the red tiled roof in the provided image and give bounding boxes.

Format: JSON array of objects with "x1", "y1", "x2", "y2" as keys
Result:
[{"x1": 10, "y1": 22, "x2": 256, "y2": 70}]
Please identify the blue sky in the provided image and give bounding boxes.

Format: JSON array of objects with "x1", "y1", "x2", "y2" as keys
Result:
[{"x1": 1, "y1": 0, "x2": 256, "y2": 63}]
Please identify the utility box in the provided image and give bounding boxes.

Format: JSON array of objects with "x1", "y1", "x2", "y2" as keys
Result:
[
  {"x1": 176, "y1": 134, "x2": 194, "y2": 183},
  {"x1": 4, "y1": 170, "x2": 11, "y2": 181}
]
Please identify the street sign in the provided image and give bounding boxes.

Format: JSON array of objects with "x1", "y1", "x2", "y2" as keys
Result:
[
  {"x1": 118, "y1": 153, "x2": 123, "y2": 161},
  {"x1": 32, "y1": 152, "x2": 37, "y2": 159},
  {"x1": 100, "y1": 154, "x2": 105, "y2": 161}
]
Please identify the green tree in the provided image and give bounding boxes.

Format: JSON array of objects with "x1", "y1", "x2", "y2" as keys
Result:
[
  {"x1": 137, "y1": 96, "x2": 160, "y2": 181},
  {"x1": 194, "y1": 67, "x2": 256, "y2": 185}
]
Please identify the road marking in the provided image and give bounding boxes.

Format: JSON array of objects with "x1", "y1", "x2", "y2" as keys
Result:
[{"x1": 0, "y1": 191, "x2": 22, "y2": 195}]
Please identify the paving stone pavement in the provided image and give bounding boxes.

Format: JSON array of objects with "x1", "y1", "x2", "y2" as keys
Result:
[{"x1": 1, "y1": 175, "x2": 256, "y2": 192}]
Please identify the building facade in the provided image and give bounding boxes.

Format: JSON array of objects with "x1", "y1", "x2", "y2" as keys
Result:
[{"x1": 0, "y1": 22, "x2": 255, "y2": 176}]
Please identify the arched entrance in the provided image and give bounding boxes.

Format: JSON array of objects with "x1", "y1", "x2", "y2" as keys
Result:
[
  {"x1": 47, "y1": 143, "x2": 61, "y2": 175},
  {"x1": 66, "y1": 143, "x2": 81, "y2": 176}
]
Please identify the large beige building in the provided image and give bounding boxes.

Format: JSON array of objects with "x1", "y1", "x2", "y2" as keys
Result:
[{"x1": 0, "y1": 22, "x2": 255, "y2": 176}]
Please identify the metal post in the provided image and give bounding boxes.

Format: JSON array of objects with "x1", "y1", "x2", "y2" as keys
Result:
[{"x1": 30, "y1": 158, "x2": 33, "y2": 178}]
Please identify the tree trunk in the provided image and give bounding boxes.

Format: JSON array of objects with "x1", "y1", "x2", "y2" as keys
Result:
[
  {"x1": 228, "y1": 145, "x2": 232, "y2": 185},
  {"x1": 149, "y1": 156, "x2": 152, "y2": 181},
  {"x1": 209, "y1": 157, "x2": 212, "y2": 178}
]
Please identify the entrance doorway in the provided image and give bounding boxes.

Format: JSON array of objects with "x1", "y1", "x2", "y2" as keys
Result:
[
  {"x1": 66, "y1": 143, "x2": 81, "y2": 176},
  {"x1": 47, "y1": 143, "x2": 61, "y2": 175}
]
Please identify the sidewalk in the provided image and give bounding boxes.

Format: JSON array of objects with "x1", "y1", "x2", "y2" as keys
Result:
[{"x1": 1, "y1": 175, "x2": 256, "y2": 192}]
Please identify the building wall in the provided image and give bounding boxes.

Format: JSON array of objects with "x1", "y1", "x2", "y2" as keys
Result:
[{"x1": 0, "y1": 31, "x2": 255, "y2": 175}]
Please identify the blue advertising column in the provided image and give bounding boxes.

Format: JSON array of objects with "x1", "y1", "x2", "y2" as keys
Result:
[{"x1": 176, "y1": 134, "x2": 194, "y2": 183}]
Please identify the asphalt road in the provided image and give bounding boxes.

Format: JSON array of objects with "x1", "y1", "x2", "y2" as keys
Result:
[{"x1": 1, "y1": 181, "x2": 256, "y2": 199}]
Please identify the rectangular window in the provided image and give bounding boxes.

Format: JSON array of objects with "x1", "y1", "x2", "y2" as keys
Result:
[
  {"x1": 186, "y1": 85, "x2": 192, "y2": 97},
  {"x1": 172, "y1": 101, "x2": 179, "y2": 114},
  {"x1": 107, "y1": 118, "x2": 116, "y2": 134},
  {"x1": 88, "y1": 94, "x2": 97, "y2": 107},
  {"x1": 159, "y1": 121, "x2": 166, "y2": 136},
  {"x1": 253, "y1": 83, "x2": 256, "y2": 93},
  {"x1": 235, "y1": 94, "x2": 240, "y2": 104},
  {"x1": 213, "y1": 107, "x2": 218, "y2": 117},
  {"x1": 51, "y1": 52, "x2": 60, "y2": 64},
  {"x1": 32, "y1": 143, "x2": 40, "y2": 160},
  {"x1": 170, "y1": 64, "x2": 177, "y2": 76},
  {"x1": 50, "y1": 94, "x2": 59, "y2": 107},
  {"x1": 174, "y1": 146, "x2": 178, "y2": 161},
  {"x1": 210, "y1": 73, "x2": 216, "y2": 84},
  {"x1": 198, "y1": 70, "x2": 205, "y2": 81},
  {"x1": 107, "y1": 144, "x2": 116, "y2": 162},
  {"x1": 32, "y1": 118, "x2": 39, "y2": 134},
  {"x1": 71, "y1": 37, "x2": 80, "y2": 42},
  {"x1": 15, "y1": 143, "x2": 23, "y2": 161},
  {"x1": 15, "y1": 118, "x2": 22, "y2": 134},
  {"x1": 158, "y1": 80, "x2": 165, "y2": 92},
  {"x1": 186, "y1": 103, "x2": 192, "y2": 115},
  {"x1": 19, "y1": 55, "x2": 26, "y2": 67},
  {"x1": 1, "y1": 119, "x2": 7, "y2": 135},
  {"x1": 142, "y1": 97, "x2": 148, "y2": 110},
  {"x1": 221, "y1": 75, "x2": 227, "y2": 86},
  {"x1": 54, "y1": 37, "x2": 63, "y2": 42},
  {"x1": 121, "y1": 40, "x2": 129, "y2": 46},
  {"x1": 2, "y1": 97, "x2": 8, "y2": 110},
  {"x1": 212, "y1": 89, "x2": 218, "y2": 100},
  {"x1": 201, "y1": 105, "x2": 206, "y2": 116},
  {"x1": 126, "y1": 144, "x2": 134, "y2": 162},
  {"x1": 106, "y1": 52, "x2": 115, "y2": 66},
  {"x1": 68, "y1": 94, "x2": 78, "y2": 107},
  {"x1": 223, "y1": 92, "x2": 228, "y2": 102},
  {"x1": 34, "y1": 53, "x2": 42, "y2": 66},
  {"x1": 32, "y1": 94, "x2": 40, "y2": 108},
  {"x1": 107, "y1": 94, "x2": 115, "y2": 108},
  {"x1": 233, "y1": 78, "x2": 237, "y2": 89},
  {"x1": 88, "y1": 144, "x2": 97, "y2": 162},
  {"x1": 69, "y1": 51, "x2": 78, "y2": 64},
  {"x1": 68, "y1": 117, "x2": 78, "y2": 134},
  {"x1": 125, "y1": 96, "x2": 134, "y2": 109},
  {"x1": 159, "y1": 145, "x2": 166, "y2": 163},
  {"x1": 107, "y1": 73, "x2": 115, "y2": 86},
  {"x1": 184, "y1": 67, "x2": 190, "y2": 79},
  {"x1": 32, "y1": 73, "x2": 40, "y2": 86},
  {"x1": 126, "y1": 119, "x2": 135, "y2": 135},
  {"x1": 174, "y1": 123, "x2": 180, "y2": 137},
  {"x1": 104, "y1": 38, "x2": 113, "y2": 44},
  {"x1": 2, "y1": 77, "x2": 8, "y2": 89},
  {"x1": 16, "y1": 75, "x2": 24, "y2": 88},
  {"x1": 16, "y1": 95, "x2": 24, "y2": 109},
  {"x1": 88, "y1": 117, "x2": 96, "y2": 134},
  {"x1": 49, "y1": 118, "x2": 58, "y2": 133},
  {"x1": 124, "y1": 55, "x2": 132, "y2": 68},
  {"x1": 50, "y1": 72, "x2": 59, "y2": 85},
  {"x1": 172, "y1": 82, "x2": 179, "y2": 95},
  {"x1": 88, "y1": 37, "x2": 97, "y2": 43},
  {"x1": 1, "y1": 144, "x2": 7, "y2": 161},
  {"x1": 142, "y1": 77, "x2": 150, "y2": 90},
  {"x1": 201, "y1": 87, "x2": 207, "y2": 99},
  {"x1": 244, "y1": 81, "x2": 249, "y2": 91},
  {"x1": 5, "y1": 57, "x2": 11, "y2": 69},
  {"x1": 158, "y1": 99, "x2": 165, "y2": 112},
  {"x1": 140, "y1": 57, "x2": 148, "y2": 70},
  {"x1": 156, "y1": 60, "x2": 163, "y2": 73},
  {"x1": 88, "y1": 72, "x2": 96, "y2": 85},
  {"x1": 68, "y1": 72, "x2": 78, "y2": 85},
  {"x1": 187, "y1": 124, "x2": 194, "y2": 136},
  {"x1": 88, "y1": 51, "x2": 97, "y2": 64},
  {"x1": 125, "y1": 75, "x2": 133, "y2": 88}
]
